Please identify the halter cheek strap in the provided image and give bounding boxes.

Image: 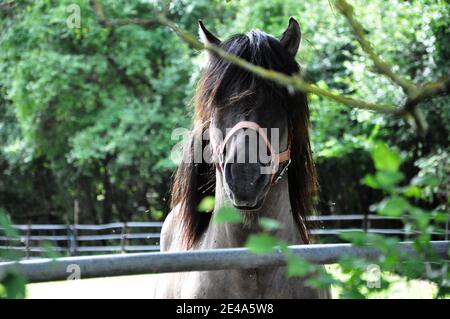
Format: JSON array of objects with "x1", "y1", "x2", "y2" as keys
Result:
[{"x1": 211, "y1": 121, "x2": 291, "y2": 184}]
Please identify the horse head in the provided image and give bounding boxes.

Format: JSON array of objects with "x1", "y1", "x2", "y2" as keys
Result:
[{"x1": 171, "y1": 18, "x2": 317, "y2": 248}]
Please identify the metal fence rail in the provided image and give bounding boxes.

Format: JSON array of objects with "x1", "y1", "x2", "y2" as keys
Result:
[{"x1": 0, "y1": 241, "x2": 448, "y2": 283}]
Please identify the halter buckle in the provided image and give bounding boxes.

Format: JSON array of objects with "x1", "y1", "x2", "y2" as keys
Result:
[{"x1": 273, "y1": 159, "x2": 291, "y2": 184}]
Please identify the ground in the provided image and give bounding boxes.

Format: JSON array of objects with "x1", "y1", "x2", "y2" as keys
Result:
[{"x1": 25, "y1": 265, "x2": 438, "y2": 299}]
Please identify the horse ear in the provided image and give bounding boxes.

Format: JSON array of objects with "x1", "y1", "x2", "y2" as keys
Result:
[
  {"x1": 198, "y1": 20, "x2": 221, "y2": 46},
  {"x1": 279, "y1": 17, "x2": 301, "y2": 57}
]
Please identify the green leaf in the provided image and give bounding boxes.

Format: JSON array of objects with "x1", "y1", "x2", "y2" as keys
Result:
[
  {"x1": 308, "y1": 270, "x2": 337, "y2": 289},
  {"x1": 339, "y1": 231, "x2": 369, "y2": 246},
  {"x1": 40, "y1": 241, "x2": 61, "y2": 260},
  {"x1": 277, "y1": 241, "x2": 289, "y2": 253},
  {"x1": 245, "y1": 233, "x2": 279, "y2": 254},
  {"x1": 154, "y1": 158, "x2": 177, "y2": 170},
  {"x1": 374, "y1": 171, "x2": 404, "y2": 188},
  {"x1": 259, "y1": 217, "x2": 281, "y2": 231},
  {"x1": 432, "y1": 211, "x2": 449, "y2": 223},
  {"x1": 341, "y1": 289, "x2": 366, "y2": 299},
  {"x1": 0, "y1": 209, "x2": 19, "y2": 239},
  {"x1": 213, "y1": 207, "x2": 242, "y2": 224},
  {"x1": 411, "y1": 175, "x2": 439, "y2": 187},
  {"x1": 150, "y1": 209, "x2": 164, "y2": 220},
  {"x1": 372, "y1": 143, "x2": 401, "y2": 172},
  {"x1": 287, "y1": 254, "x2": 313, "y2": 277},
  {"x1": 403, "y1": 186, "x2": 421, "y2": 199},
  {"x1": 0, "y1": 283, "x2": 6, "y2": 298},
  {"x1": 2, "y1": 272, "x2": 26, "y2": 299},
  {"x1": 372, "y1": 236, "x2": 400, "y2": 255},
  {"x1": 363, "y1": 172, "x2": 404, "y2": 190},
  {"x1": 338, "y1": 255, "x2": 369, "y2": 272},
  {"x1": 410, "y1": 207, "x2": 430, "y2": 229},
  {"x1": 378, "y1": 196, "x2": 409, "y2": 217},
  {"x1": 198, "y1": 196, "x2": 215, "y2": 213},
  {"x1": 363, "y1": 174, "x2": 380, "y2": 189}
]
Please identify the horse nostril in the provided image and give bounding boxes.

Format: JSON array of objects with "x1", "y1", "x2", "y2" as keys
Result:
[{"x1": 223, "y1": 162, "x2": 271, "y2": 207}]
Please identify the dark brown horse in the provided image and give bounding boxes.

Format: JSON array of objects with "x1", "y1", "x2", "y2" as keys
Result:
[{"x1": 155, "y1": 18, "x2": 330, "y2": 298}]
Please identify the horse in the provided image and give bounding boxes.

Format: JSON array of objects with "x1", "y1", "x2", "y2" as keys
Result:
[{"x1": 154, "y1": 18, "x2": 331, "y2": 299}]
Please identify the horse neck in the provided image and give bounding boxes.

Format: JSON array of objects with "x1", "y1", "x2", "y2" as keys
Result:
[{"x1": 201, "y1": 169, "x2": 303, "y2": 248}]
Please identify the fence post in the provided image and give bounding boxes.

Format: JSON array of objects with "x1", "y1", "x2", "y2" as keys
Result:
[
  {"x1": 363, "y1": 212, "x2": 369, "y2": 232},
  {"x1": 445, "y1": 194, "x2": 449, "y2": 241},
  {"x1": 120, "y1": 222, "x2": 128, "y2": 253},
  {"x1": 445, "y1": 216, "x2": 449, "y2": 241},
  {"x1": 67, "y1": 225, "x2": 78, "y2": 256},
  {"x1": 25, "y1": 221, "x2": 31, "y2": 259}
]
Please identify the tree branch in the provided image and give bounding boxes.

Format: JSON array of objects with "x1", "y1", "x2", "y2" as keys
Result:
[
  {"x1": 0, "y1": 0, "x2": 16, "y2": 12},
  {"x1": 334, "y1": 0, "x2": 450, "y2": 133},
  {"x1": 88, "y1": 0, "x2": 160, "y2": 28},
  {"x1": 406, "y1": 77, "x2": 450, "y2": 109},
  {"x1": 89, "y1": 0, "x2": 397, "y2": 114},
  {"x1": 334, "y1": 0, "x2": 418, "y2": 96},
  {"x1": 400, "y1": 77, "x2": 450, "y2": 132},
  {"x1": 89, "y1": 0, "x2": 449, "y2": 132},
  {"x1": 155, "y1": 14, "x2": 397, "y2": 114}
]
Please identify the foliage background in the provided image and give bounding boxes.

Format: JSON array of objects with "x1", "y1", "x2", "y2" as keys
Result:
[{"x1": 0, "y1": 0, "x2": 448, "y2": 229}]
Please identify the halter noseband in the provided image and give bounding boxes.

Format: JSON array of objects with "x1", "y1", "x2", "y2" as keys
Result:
[{"x1": 210, "y1": 121, "x2": 291, "y2": 184}]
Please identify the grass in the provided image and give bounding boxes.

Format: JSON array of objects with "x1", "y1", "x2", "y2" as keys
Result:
[
  {"x1": 26, "y1": 264, "x2": 439, "y2": 299},
  {"x1": 325, "y1": 265, "x2": 438, "y2": 299}
]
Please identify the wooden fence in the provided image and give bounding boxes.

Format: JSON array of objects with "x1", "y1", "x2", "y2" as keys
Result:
[
  {"x1": 0, "y1": 222, "x2": 162, "y2": 258},
  {"x1": 0, "y1": 214, "x2": 448, "y2": 259}
]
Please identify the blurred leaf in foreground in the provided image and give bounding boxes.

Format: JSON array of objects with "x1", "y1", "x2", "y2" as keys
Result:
[
  {"x1": 245, "y1": 233, "x2": 279, "y2": 254},
  {"x1": 213, "y1": 207, "x2": 242, "y2": 224}
]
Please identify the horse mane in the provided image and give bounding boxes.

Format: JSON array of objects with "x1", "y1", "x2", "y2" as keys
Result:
[{"x1": 170, "y1": 30, "x2": 318, "y2": 249}]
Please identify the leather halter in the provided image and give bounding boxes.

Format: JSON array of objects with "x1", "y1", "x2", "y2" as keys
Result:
[{"x1": 210, "y1": 121, "x2": 291, "y2": 184}]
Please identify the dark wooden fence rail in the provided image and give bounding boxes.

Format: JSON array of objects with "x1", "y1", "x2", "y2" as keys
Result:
[{"x1": 0, "y1": 215, "x2": 448, "y2": 259}]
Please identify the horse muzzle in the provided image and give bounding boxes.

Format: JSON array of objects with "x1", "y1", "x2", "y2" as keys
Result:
[{"x1": 210, "y1": 121, "x2": 292, "y2": 210}]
